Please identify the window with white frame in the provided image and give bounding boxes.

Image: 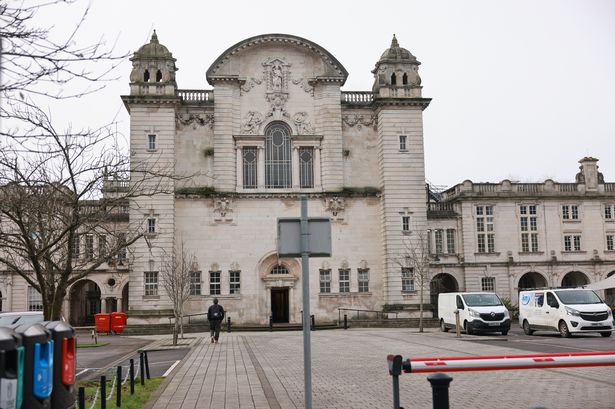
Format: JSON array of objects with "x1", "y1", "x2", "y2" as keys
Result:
[
  {"x1": 358, "y1": 268, "x2": 369, "y2": 292},
  {"x1": 564, "y1": 234, "x2": 582, "y2": 252},
  {"x1": 209, "y1": 271, "x2": 221, "y2": 295},
  {"x1": 520, "y1": 205, "x2": 539, "y2": 252},
  {"x1": 319, "y1": 269, "x2": 331, "y2": 293},
  {"x1": 85, "y1": 234, "x2": 94, "y2": 260},
  {"x1": 144, "y1": 271, "x2": 158, "y2": 296},
  {"x1": 476, "y1": 205, "x2": 495, "y2": 253},
  {"x1": 339, "y1": 269, "x2": 350, "y2": 293},
  {"x1": 189, "y1": 271, "x2": 202, "y2": 296},
  {"x1": 242, "y1": 147, "x2": 258, "y2": 188},
  {"x1": 271, "y1": 265, "x2": 288, "y2": 275},
  {"x1": 72, "y1": 235, "x2": 80, "y2": 259},
  {"x1": 28, "y1": 286, "x2": 43, "y2": 311},
  {"x1": 265, "y1": 122, "x2": 292, "y2": 188},
  {"x1": 401, "y1": 267, "x2": 415, "y2": 292},
  {"x1": 446, "y1": 229, "x2": 456, "y2": 254},
  {"x1": 147, "y1": 134, "x2": 157, "y2": 151},
  {"x1": 399, "y1": 135, "x2": 407, "y2": 150},
  {"x1": 481, "y1": 277, "x2": 495, "y2": 292},
  {"x1": 117, "y1": 233, "x2": 127, "y2": 263},
  {"x1": 99, "y1": 235, "x2": 107, "y2": 258},
  {"x1": 605, "y1": 204, "x2": 614, "y2": 220},
  {"x1": 435, "y1": 229, "x2": 444, "y2": 254},
  {"x1": 147, "y1": 218, "x2": 156, "y2": 235},
  {"x1": 402, "y1": 216, "x2": 411, "y2": 233},
  {"x1": 229, "y1": 270, "x2": 241, "y2": 294},
  {"x1": 299, "y1": 147, "x2": 314, "y2": 188},
  {"x1": 607, "y1": 234, "x2": 614, "y2": 251},
  {"x1": 562, "y1": 204, "x2": 579, "y2": 220}
]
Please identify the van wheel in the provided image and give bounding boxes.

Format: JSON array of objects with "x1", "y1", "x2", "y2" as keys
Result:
[
  {"x1": 559, "y1": 321, "x2": 571, "y2": 338},
  {"x1": 440, "y1": 319, "x2": 449, "y2": 332},
  {"x1": 600, "y1": 331, "x2": 612, "y2": 338},
  {"x1": 465, "y1": 321, "x2": 473, "y2": 335},
  {"x1": 522, "y1": 320, "x2": 534, "y2": 335}
]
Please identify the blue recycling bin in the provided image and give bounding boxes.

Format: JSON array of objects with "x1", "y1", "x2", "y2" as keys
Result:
[
  {"x1": 44, "y1": 321, "x2": 75, "y2": 409},
  {"x1": 0, "y1": 327, "x2": 24, "y2": 409},
  {"x1": 14, "y1": 323, "x2": 53, "y2": 409}
]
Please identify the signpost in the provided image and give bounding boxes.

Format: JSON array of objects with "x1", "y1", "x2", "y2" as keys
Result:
[{"x1": 277, "y1": 196, "x2": 331, "y2": 409}]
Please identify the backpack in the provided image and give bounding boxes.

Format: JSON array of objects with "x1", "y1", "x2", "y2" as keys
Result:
[{"x1": 210, "y1": 304, "x2": 224, "y2": 320}]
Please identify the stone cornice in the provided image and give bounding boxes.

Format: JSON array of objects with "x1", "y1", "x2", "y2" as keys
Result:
[
  {"x1": 175, "y1": 187, "x2": 381, "y2": 199},
  {"x1": 121, "y1": 95, "x2": 181, "y2": 111},
  {"x1": 374, "y1": 98, "x2": 432, "y2": 110}
]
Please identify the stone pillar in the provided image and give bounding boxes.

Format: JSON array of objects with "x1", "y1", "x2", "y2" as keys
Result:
[
  {"x1": 257, "y1": 146, "x2": 265, "y2": 189},
  {"x1": 292, "y1": 147, "x2": 300, "y2": 189},
  {"x1": 314, "y1": 147, "x2": 322, "y2": 189},
  {"x1": 236, "y1": 147, "x2": 243, "y2": 189},
  {"x1": 101, "y1": 298, "x2": 107, "y2": 314}
]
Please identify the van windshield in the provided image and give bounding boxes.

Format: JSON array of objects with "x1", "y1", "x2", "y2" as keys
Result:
[
  {"x1": 555, "y1": 290, "x2": 603, "y2": 305},
  {"x1": 462, "y1": 293, "x2": 502, "y2": 307}
]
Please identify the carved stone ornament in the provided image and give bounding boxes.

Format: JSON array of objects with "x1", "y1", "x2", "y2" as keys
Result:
[
  {"x1": 240, "y1": 76, "x2": 263, "y2": 94},
  {"x1": 291, "y1": 77, "x2": 314, "y2": 96},
  {"x1": 342, "y1": 114, "x2": 377, "y2": 130},
  {"x1": 242, "y1": 111, "x2": 264, "y2": 135},
  {"x1": 325, "y1": 196, "x2": 345, "y2": 218},
  {"x1": 230, "y1": 261, "x2": 240, "y2": 271},
  {"x1": 292, "y1": 112, "x2": 315, "y2": 134},
  {"x1": 263, "y1": 57, "x2": 291, "y2": 120},
  {"x1": 213, "y1": 197, "x2": 233, "y2": 222},
  {"x1": 176, "y1": 113, "x2": 214, "y2": 129}
]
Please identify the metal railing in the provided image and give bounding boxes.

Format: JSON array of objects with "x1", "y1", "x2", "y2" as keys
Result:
[{"x1": 337, "y1": 308, "x2": 399, "y2": 326}]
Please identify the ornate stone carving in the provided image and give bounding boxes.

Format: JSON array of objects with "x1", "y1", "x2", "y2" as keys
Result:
[
  {"x1": 292, "y1": 77, "x2": 314, "y2": 96},
  {"x1": 340, "y1": 259, "x2": 349, "y2": 269},
  {"x1": 242, "y1": 111, "x2": 263, "y2": 135},
  {"x1": 230, "y1": 261, "x2": 240, "y2": 271},
  {"x1": 240, "y1": 76, "x2": 263, "y2": 94},
  {"x1": 213, "y1": 197, "x2": 233, "y2": 222},
  {"x1": 176, "y1": 113, "x2": 214, "y2": 129},
  {"x1": 292, "y1": 112, "x2": 315, "y2": 134},
  {"x1": 263, "y1": 57, "x2": 291, "y2": 120},
  {"x1": 342, "y1": 114, "x2": 378, "y2": 130},
  {"x1": 325, "y1": 196, "x2": 345, "y2": 218},
  {"x1": 359, "y1": 260, "x2": 369, "y2": 270}
]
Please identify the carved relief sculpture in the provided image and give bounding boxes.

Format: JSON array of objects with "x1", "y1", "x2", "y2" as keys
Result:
[
  {"x1": 342, "y1": 114, "x2": 378, "y2": 130},
  {"x1": 176, "y1": 113, "x2": 214, "y2": 129},
  {"x1": 242, "y1": 111, "x2": 264, "y2": 135},
  {"x1": 325, "y1": 196, "x2": 345, "y2": 219},
  {"x1": 262, "y1": 57, "x2": 291, "y2": 120},
  {"x1": 291, "y1": 77, "x2": 314, "y2": 96},
  {"x1": 292, "y1": 112, "x2": 315, "y2": 134},
  {"x1": 213, "y1": 197, "x2": 233, "y2": 222}
]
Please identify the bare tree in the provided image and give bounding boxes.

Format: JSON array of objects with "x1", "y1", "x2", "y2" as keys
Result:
[
  {"x1": 160, "y1": 241, "x2": 196, "y2": 345},
  {"x1": 397, "y1": 231, "x2": 436, "y2": 332}
]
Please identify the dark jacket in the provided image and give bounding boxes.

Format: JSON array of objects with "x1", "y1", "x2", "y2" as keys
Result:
[{"x1": 207, "y1": 304, "x2": 225, "y2": 321}]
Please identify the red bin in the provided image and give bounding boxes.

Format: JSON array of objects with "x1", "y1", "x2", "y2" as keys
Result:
[
  {"x1": 111, "y1": 312, "x2": 127, "y2": 334},
  {"x1": 95, "y1": 313, "x2": 111, "y2": 333}
]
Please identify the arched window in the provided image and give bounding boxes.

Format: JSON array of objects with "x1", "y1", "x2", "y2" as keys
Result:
[
  {"x1": 265, "y1": 122, "x2": 292, "y2": 188},
  {"x1": 143, "y1": 69, "x2": 150, "y2": 82},
  {"x1": 156, "y1": 69, "x2": 163, "y2": 82},
  {"x1": 271, "y1": 265, "x2": 289, "y2": 275},
  {"x1": 390, "y1": 72, "x2": 397, "y2": 85},
  {"x1": 402, "y1": 72, "x2": 408, "y2": 85}
]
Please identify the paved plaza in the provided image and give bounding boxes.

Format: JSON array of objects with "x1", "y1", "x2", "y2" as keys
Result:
[{"x1": 147, "y1": 328, "x2": 615, "y2": 409}]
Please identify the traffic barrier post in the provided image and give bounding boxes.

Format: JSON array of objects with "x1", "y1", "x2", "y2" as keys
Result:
[
  {"x1": 343, "y1": 314, "x2": 348, "y2": 330},
  {"x1": 139, "y1": 353, "x2": 145, "y2": 385},
  {"x1": 454, "y1": 310, "x2": 461, "y2": 338},
  {"x1": 427, "y1": 373, "x2": 453, "y2": 409},
  {"x1": 78, "y1": 386, "x2": 85, "y2": 409},
  {"x1": 227, "y1": 317, "x2": 231, "y2": 333},
  {"x1": 129, "y1": 359, "x2": 135, "y2": 395},
  {"x1": 387, "y1": 354, "x2": 403, "y2": 409},
  {"x1": 144, "y1": 351, "x2": 150, "y2": 380},
  {"x1": 310, "y1": 314, "x2": 315, "y2": 331},
  {"x1": 116, "y1": 365, "x2": 122, "y2": 407},
  {"x1": 100, "y1": 375, "x2": 106, "y2": 409}
]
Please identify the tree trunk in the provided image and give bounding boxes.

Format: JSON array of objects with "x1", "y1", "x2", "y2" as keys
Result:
[
  {"x1": 172, "y1": 318, "x2": 179, "y2": 345},
  {"x1": 179, "y1": 307, "x2": 184, "y2": 339},
  {"x1": 50, "y1": 286, "x2": 66, "y2": 321},
  {"x1": 419, "y1": 280, "x2": 424, "y2": 332}
]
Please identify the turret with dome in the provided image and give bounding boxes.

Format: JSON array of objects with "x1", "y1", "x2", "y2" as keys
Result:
[
  {"x1": 128, "y1": 30, "x2": 178, "y2": 96},
  {"x1": 372, "y1": 34, "x2": 422, "y2": 98}
]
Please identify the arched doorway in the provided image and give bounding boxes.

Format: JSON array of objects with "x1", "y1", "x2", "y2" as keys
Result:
[
  {"x1": 518, "y1": 272, "x2": 547, "y2": 291},
  {"x1": 561, "y1": 271, "x2": 589, "y2": 288},
  {"x1": 122, "y1": 283, "x2": 129, "y2": 313},
  {"x1": 605, "y1": 271, "x2": 615, "y2": 307},
  {"x1": 69, "y1": 280, "x2": 101, "y2": 326},
  {"x1": 430, "y1": 273, "x2": 459, "y2": 318}
]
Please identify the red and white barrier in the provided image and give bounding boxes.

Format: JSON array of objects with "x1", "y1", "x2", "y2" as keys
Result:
[{"x1": 403, "y1": 351, "x2": 615, "y2": 373}]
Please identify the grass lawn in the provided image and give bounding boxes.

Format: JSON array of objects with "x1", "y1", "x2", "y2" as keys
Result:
[
  {"x1": 77, "y1": 377, "x2": 164, "y2": 409},
  {"x1": 77, "y1": 342, "x2": 110, "y2": 348}
]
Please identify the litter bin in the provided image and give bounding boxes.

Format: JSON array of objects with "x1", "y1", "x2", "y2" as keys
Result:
[
  {"x1": 0, "y1": 327, "x2": 24, "y2": 409},
  {"x1": 14, "y1": 323, "x2": 53, "y2": 409},
  {"x1": 45, "y1": 321, "x2": 75, "y2": 409},
  {"x1": 94, "y1": 313, "x2": 111, "y2": 334},
  {"x1": 110, "y1": 312, "x2": 127, "y2": 334}
]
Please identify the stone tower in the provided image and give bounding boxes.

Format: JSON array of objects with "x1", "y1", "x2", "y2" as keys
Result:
[
  {"x1": 123, "y1": 31, "x2": 179, "y2": 322},
  {"x1": 373, "y1": 35, "x2": 431, "y2": 305}
]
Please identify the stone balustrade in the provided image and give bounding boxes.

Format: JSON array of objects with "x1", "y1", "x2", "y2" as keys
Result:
[
  {"x1": 442, "y1": 180, "x2": 615, "y2": 200},
  {"x1": 341, "y1": 91, "x2": 374, "y2": 105},
  {"x1": 178, "y1": 89, "x2": 214, "y2": 103}
]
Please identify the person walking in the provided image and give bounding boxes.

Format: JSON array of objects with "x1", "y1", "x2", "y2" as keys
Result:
[{"x1": 207, "y1": 298, "x2": 225, "y2": 344}]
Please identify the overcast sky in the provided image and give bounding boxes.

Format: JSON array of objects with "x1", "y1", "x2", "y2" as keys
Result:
[{"x1": 35, "y1": 0, "x2": 615, "y2": 188}]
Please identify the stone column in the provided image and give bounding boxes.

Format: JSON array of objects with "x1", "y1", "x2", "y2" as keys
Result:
[
  {"x1": 257, "y1": 146, "x2": 265, "y2": 189},
  {"x1": 235, "y1": 147, "x2": 243, "y2": 189},
  {"x1": 314, "y1": 147, "x2": 322, "y2": 189},
  {"x1": 292, "y1": 147, "x2": 300, "y2": 189}
]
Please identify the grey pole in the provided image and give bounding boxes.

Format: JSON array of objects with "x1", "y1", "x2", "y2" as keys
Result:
[{"x1": 300, "y1": 196, "x2": 313, "y2": 409}]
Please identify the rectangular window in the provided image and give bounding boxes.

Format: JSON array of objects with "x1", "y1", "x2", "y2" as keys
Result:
[
  {"x1": 209, "y1": 271, "x2": 221, "y2": 295},
  {"x1": 229, "y1": 271, "x2": 241, "y2": 294},
  {"x1": 401, "y1": 267, "x2": 414, "y2": 292},
  {"x1": 358, "y1": 269, "x2": 369, "y2": 293},
  {"x1": 562, "y1": 204, "x2": 579, "y2": 220},
  {"x1": 299, "y1": 147, "x2": 314, "y2": 188},
  {"x1": 446, "y1": 229, "x2": 456, "y2": 254},
  {"x1": 98, "y1": 235, "x2": 107, "y2": 258},
  {"x1": 476, "y1": 205, "x2": 495, "y2": 253},
  {"x1": 564, "y1": 234, "x2": 582, "y2": 252},
  {"x1": 85, "y1": 234, "x2": 94, "y2": 260},
  {"x1": 607, "y1": 234, "x2": 614, "y2": 251},
  {"x1": 481, "y1": 277, "x2": 495, "y2": 292},
  {"x1": 605, "y1": 205, "x2": 614, "y2": 220},
  {"x1": 339, "y1": 269, "x2": 350, "y2": 293},
  {"x1": 520, "y1": 205, "x2": 539, "y2": 252},
  {"x1": 434, "y1": 229, "x2": 443, "y2": 254},
  {"x1": 117, "y1": 233, "x2": 127, "y2": 263},
  {"x1": 242, "y1": 147, "x2": 258, "y2": 189},
  {"x1": 147, "y1": 218, "x2": 156, "y2": 234},
  {"x1": 319, "y1": 269, "x2": 331, "y2": 293},
  {"x1": 144, "y1": 272, "x2": 158, "y2": 296},
  {"x1": 148, "y1": 134, "x2": 156, "y2": 150},
  {"x1": 189, "y1": 271, "x2": 201, "y2": 296},
  {"x1": 402, "y1": 216, "x2": 411, "y2": 233},
  {"x1": 28, "y1": 286, "x2": 43, "y2": 311},
  {"x1": 399, "y1": 135, "x2": 407, "y2": 150},
  {"x1": 72, "y1": 235, "x2": 80, "y2": 259}
]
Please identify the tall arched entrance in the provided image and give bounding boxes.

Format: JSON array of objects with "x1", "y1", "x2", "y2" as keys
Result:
[
  {"x1": 430, "y1": 273, "x2": 459, "y2": 318},
  {"x1": 69, "y1": 280, "x2": 101, "y2": 326},
  {"x1": 518, "y1": 272, "x2": 547, "y2": 291},
  {"x1": 605, "y1": 271, "x2": 615, "y2": 306},
  {"x1": 561, "y1": 271, "x2": 589, "y2": 287}
]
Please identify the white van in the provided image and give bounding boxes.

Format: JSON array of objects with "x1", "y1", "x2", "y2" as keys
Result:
[
  {"x1": 438, "y1": 292, "x2": 511, "y2": 335},
  {"x1": 519, "y1": 288, "x2": 614, "y2": 337}
]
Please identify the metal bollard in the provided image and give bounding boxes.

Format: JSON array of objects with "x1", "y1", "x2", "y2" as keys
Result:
[
  {"x1": 144, "y1": 351, "x2": 151, "y2": 379},
  {"x1": 387, "y1": 355, "x2": 403, "y2": 409},
  {"x1": 310, "y1": 314, "x2": 315, "y2": 331},
  {"x1": 140, "y1": 352, "x2": 145, "y2": 385},
  {"x1": 269, "y1": 316, "x2": 273, "y2": 332},
  {"x1": 100, "y1": 375, "x2": 107, "y2": 409},
  {"x1": 227, "y1": 316, "x2": 231, "y2": 333},
  {"x1": 454, "y1": 310, "x2": 461, "y2": 338},
  {"x1": 116, "y1": 365, "x2": 122, "y2": 407},
  {"x1": 129, "y1": 358, "x2": 135, "y2": 395},
  {"x1": 344, "y1": 314, "x2": 348, "y2": 330},
  {"x1": 427, "y1": 373, "x2": 453, "y2": 409},
  {"x1": 78, "y1": 387, "x2": 85, "y2": 409}
]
